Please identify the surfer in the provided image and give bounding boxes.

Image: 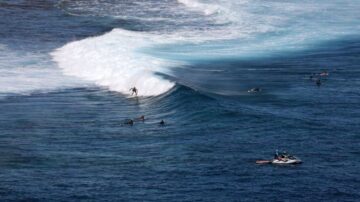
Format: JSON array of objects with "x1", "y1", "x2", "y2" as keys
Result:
[
  {"x1": 130, "y1": 87, "x2": 138, "y2": 96},
  {"x1": 125, "y1": 119, "x2": 134, "y2": 126},
  {"x1": 159, "y1": 120, "x2": 165, "y2": 125},
  {"x1": 320, "y1": 71, "x2": 329, "y2": 76},
  {"x1": 316, "y1": 78, "x2": 321, "y2": 87},
  {"x1": 135, "y1": 115, "x2": 145, "y2": 122},
  {"x1": 248, "y1": 87, "x2": 261, "y2": 93}
]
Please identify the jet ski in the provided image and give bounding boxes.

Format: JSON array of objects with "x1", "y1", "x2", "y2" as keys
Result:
[
  {"x1": 256, "y1": 151, "x2": 302, "y2": 165},
  {"x1": 271, "y1": 155, "x2": 302, "y2": 164}
]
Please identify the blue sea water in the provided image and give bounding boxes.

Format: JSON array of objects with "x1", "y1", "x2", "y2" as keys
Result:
[{"x1": 0, "y1": 0, "x2": 360, "y2": 201}]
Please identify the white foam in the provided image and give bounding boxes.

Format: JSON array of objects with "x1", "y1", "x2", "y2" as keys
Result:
[
  {"x1": 177, "y1": 0, "x2": 221, "y2": 16},
  {"x1": 0, "y1": 67, "x2": 90, "y2": 95},
  {"x1": 51, "y1": 29, "x2": 176, "y2": 97},
  {"x1": 0, "y1": 45, "x2": 90, "y2": 96},
  {"x1": 168, "y1": 0, "x2": 360, "y2": 59},
  {"x1": 59, "y1": 0, "x2": 360, "y2": 47}
]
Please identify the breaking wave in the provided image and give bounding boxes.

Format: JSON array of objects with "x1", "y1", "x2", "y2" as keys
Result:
[
  {"x1": 51, "y1": 0, "x2": 360, "y2": 96},
  {"x1": 51, "y1": 29, "x2": 177, "y2": 96}
]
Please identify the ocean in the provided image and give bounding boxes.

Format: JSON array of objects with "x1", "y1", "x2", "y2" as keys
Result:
[{"x1": 0, "y1": 0, "x2": 359, "y2": 201}]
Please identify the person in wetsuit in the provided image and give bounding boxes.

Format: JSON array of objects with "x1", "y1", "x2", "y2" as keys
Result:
[
  {"x1": 130, "y1": 87, "x2": 138, "y2": 96},
  {"x1": 125, "y1": 119, "x2": 134, "y2": 126},
  {"x1": 135, "y1": 115, "x2": 145, "y2": 122}
]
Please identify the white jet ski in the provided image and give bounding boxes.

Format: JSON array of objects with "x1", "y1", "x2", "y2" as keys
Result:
[
  {"x1": 271, "y1": 156, "x2": 302, "y2": 164},
  {"x1": 256, "y1": 151, "x2": 302, "y2": 165}
]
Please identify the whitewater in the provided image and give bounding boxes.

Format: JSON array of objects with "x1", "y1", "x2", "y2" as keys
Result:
[{"x1": 51, "y1": 30, "x2": 176, "y2": 96}]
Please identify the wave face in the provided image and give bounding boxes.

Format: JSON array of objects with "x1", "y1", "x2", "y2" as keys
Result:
[{"x1": 52, "y1": 0, "x2": 360, "y2": 96}]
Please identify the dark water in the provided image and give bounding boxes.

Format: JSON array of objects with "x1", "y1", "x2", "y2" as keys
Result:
[{"x1": 0, "y1": 1, "x2": 360, "y2": 201}]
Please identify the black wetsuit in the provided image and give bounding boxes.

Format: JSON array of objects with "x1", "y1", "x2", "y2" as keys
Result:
[{"x1": 316, "y1": 79, "x2": 321, "y2": 86}]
